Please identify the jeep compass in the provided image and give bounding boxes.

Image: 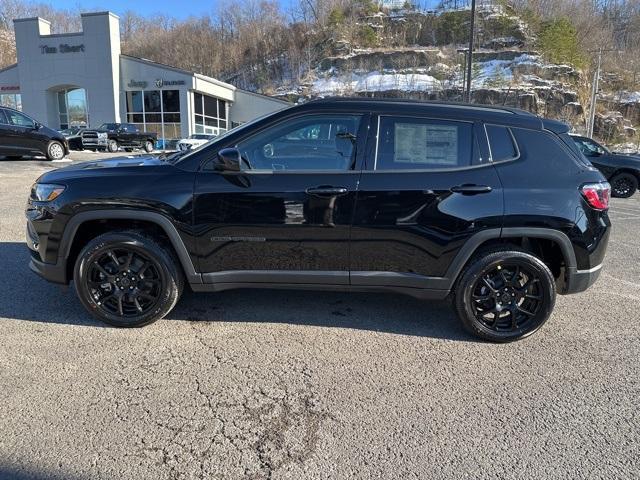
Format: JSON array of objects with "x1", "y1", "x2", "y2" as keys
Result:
[{"x1": 26, "y1": 98, "x2": 611, "y2": 341}]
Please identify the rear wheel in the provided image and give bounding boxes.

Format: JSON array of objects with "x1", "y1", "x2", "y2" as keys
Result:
[
  {"x1": 74, "y1": 231, "x2": 184, "y2": 327},
  {"x1": 47, "y1": 141, "x2": 65, "y2": 161},
  {"x1": 610, "y1": 172, "x2": 638, "y2": 198},
  {"x1": 454, "y1": 249, "x2": 556, "y2": 342},
  {"x1": 107, "y1": 139, "x2": 119, "y2": 153}
]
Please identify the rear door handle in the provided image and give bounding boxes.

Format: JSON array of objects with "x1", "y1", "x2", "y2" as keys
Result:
[
  {"x1": 450, "y1": 184, "x2": 492, "y2": 194},
  {"x1": 305, "y1": 186, "x2": 349, "y2": 196}
]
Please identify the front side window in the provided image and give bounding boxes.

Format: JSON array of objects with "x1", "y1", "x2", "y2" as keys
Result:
[
  {"x1": 236, "y1": 114, "x2": 362, "y2": 172},
  {"x1": 5, "y1": 110, "x2": 34, "y2": 128},
  {"x1": 0, "y1": 109, "x2": 8, "y2": 124},
  {"x1": 376, "y1": 117, "x2": 476, "y2": 170},
  {"x1": 573, "y1": 137, "x2": 607, "y2": 157}
]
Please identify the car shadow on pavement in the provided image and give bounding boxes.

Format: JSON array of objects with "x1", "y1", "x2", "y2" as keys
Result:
[{"x1": 1, "y1": 242, "x2": 471, "y2": 341}]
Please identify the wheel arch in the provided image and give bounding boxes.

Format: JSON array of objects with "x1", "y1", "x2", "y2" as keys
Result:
[
  {"x1": 443, "y1": 228, "x2": 577, "y2": 291},
  {"x1": 61, "y1": 210, "x2": 201, "y2": 284}
]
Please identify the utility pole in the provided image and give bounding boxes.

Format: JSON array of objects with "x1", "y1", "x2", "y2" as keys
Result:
[
  {"x1": 464, "y1": 0, "x2": 477, "y2": 103},
  {"x1": 587, "y1": 48, "x2": 602, "y2": 139}
]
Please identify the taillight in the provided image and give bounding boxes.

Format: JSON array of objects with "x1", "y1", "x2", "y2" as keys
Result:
[{"x1": 581, "y1": 182, "x2": 610, "y2": 210}]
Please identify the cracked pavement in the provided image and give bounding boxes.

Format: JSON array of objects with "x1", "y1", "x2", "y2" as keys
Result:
[{"x1": 0, "y1": 155, "x2": 639, "y2": 479}]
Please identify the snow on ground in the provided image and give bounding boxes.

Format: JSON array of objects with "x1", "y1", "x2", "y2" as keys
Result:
[
  {"x1": 311, "y1": 53, "x2": 548, "y2": 95},
  {"x1": 313, "y1": 71, "x2": 441, "y2": 95}
]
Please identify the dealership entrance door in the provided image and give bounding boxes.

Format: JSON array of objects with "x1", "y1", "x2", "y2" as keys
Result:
[{"x1": 57, "y1": 87, "x2": 88, "y2": 129}]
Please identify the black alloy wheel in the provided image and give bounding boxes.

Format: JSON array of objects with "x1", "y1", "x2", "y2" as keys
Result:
[
  {"x1": 610, "y1": 172, "x2": 638, "y2": 198},
  {"x1": 455, "y1": 250, "x2": 555, "y2": 342},
  {"x1": 87, "y1": 248, "x2": 162, "y2": 318},
  {"x1": 74, "y1": 231, "x2": 183, "y2": 327}
]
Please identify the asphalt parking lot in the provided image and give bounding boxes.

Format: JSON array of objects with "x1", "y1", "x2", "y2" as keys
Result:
[{"x1": 0, "y1": 154, "x2": 638, "y2": 479}]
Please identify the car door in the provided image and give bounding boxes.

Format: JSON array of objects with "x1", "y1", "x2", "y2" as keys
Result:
[
  {"x1": 194, "y1": 112, "x2": 368, "y2": 285},
  {"x1": 0, "y1": 109, "x2": 13, "y2": 155},
  {"x1": 3, "y1": 109, "x2": 39, "y2": 155},
  {"x1": 350, "y1": 114, "x2": 503, "y2": 291}
]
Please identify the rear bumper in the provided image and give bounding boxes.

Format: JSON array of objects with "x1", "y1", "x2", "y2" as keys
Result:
[{"x1": 562, "y1": 264, "x2": 603, "y2": 294}]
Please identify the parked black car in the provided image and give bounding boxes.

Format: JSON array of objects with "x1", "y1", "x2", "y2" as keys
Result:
[
  {"x1": 81, "y1": 123, "x2": 156, "y2": 153},
  {"x1": 26, "y1": 98, "x2": 611, "y2": 342},
  {"x1": 0, "y1": 106, "x2": 69, "y2": 160},
  {"x1": 571, "y1": 134, "x2": 640, "y2": 198}
]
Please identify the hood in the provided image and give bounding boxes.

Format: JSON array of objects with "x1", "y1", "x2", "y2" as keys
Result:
[
  {"x1": 610, "y1": 153, "x2": 640, "y2": 162},
  {"x1": 37, "y1": 155, "x2": 167, "y2": 182}
]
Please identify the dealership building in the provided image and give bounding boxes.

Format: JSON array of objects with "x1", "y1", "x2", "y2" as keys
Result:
[{"x1": 0, "y1": 11, "x2": 289, "y2": 140}]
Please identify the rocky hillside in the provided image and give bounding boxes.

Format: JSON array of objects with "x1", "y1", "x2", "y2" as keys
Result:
[{"x1": 274, "y1": 3, "x2": 639, "y2": 149}]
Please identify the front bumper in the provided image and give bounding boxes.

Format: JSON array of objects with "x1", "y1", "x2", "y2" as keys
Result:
[{"x1": 29, "y1": 255, "x2": 67, "y2": 284}]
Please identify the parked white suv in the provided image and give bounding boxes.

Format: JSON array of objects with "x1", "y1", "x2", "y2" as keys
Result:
[{"x1": 177, "y1": 134, "x2": 215, "y2": 151}]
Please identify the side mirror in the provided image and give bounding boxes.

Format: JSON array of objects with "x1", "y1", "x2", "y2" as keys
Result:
[
  {"x1": 33, "y1": 121, "x2": 42, "y2": 130},
  {"x1": 215, "y1": 147, "x2": 242, "y2": 172}
]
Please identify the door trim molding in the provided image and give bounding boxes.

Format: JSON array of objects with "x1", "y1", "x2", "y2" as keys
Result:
[{"x1": 202, "y1": 270, "x2": 349, "y2": 285}]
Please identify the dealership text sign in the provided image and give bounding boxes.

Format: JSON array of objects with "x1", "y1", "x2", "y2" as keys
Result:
[{"x1": 40, "y1": 44, "x2": 85, "y2": 54}]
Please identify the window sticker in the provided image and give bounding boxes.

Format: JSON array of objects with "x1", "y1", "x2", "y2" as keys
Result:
[{"x1": 394, "y1": 123, "x2": 459, "y2": 165}]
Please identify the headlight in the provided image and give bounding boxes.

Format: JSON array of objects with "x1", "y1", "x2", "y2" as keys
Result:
[
  {"x1": 31, "y1": 183, "x2": 66, "y2": 202},
  {"x1": 98, "y1": 133, "x2": 108, "y2": 139}
]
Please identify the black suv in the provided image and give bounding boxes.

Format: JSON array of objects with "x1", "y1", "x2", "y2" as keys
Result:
[
  {"x1": 0, "y1": 107, "x2": 69, "y2": 160},
  {"x1": 26, "y1": 99, "x2": 611, "y2": 342},
  {"x1": 571, "y1": 134, "x2": 640, "y2": 198}
]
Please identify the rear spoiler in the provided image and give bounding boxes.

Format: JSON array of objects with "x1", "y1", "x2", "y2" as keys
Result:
[{"x1": 542, "y1": 118, "x2": 571, "y2": 134}]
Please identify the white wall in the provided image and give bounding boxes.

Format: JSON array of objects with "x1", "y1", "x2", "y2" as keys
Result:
[{"x1": 230, "y1": 90, "x2": 290, "y2": 125}]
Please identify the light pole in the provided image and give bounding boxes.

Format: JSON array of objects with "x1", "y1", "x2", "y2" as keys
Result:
[
  {"x1": 464, "y1": 0, "x2": 477, "y2": 103},
  {"x1": 587, "y1": 48, "x2": 602, "y2": 139}
]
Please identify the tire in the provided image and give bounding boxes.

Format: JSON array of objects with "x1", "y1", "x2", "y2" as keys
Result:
[
  {"x1": 453, "y1": 249, "x2": 556, "y2": 342},
  {"x1": 610, "y1": 172, "x2": 638, "y2": 198},
  {"x1": 47, "y1": 141, "x2": 66, "y2": 161},
  {"x1": 107, "y1": 139, "x2": 119, "y2": 153},
  {"x1": 144, "y1": 140, "x2": 154, "y2": 153},
  {"x1": 73, "y1": 231, "x2": 184, "y2": 327}
]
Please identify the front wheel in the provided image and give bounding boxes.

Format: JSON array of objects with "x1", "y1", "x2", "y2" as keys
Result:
[
  {"x1": 47, "y1": 141, "x2": 66, "y2": 161},
  {"x1": 74, "y1": 231, "x2": 184, "y2": 327},
  {"x1": 144, "y1": 140, "x2": 154, "y2": 153},
  {"x1": 107, "y1": 139, "x2": 119, "y2": 153},
  {"x1": 610, "y1": 172, "x2": 638, "y2": 198},
  {"x1": 454, "y1": 249, "x2": 556, "y2": 342}
]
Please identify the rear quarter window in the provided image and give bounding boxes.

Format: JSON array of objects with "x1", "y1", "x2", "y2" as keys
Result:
[{"x1": 485, "y1": 125, "x2": 519, "y2": 162}]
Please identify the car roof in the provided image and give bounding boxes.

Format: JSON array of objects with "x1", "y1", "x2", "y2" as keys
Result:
[{"x1": 294, "y1": 97, "x2": 547, "y2": 130}]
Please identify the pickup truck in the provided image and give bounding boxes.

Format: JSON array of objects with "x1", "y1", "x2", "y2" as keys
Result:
[{"x1": 81, "y1": 123, "x2": 157, "y2": 153}]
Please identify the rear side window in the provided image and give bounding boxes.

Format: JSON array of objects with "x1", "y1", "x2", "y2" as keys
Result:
[
  {"x1": 376, "y1": 116, "x2": 476, "y2": 170},
  {"x1": 485, "y1": 125, "x2": 518, "y2": 162}
]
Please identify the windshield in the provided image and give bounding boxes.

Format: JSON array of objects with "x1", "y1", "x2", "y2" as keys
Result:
[
  {"x1": 190, "y1": 134, "x2": 212, "y2": 140},
  {"x1": 98, "y1": 123, "x2": 119, "y2": 131}
]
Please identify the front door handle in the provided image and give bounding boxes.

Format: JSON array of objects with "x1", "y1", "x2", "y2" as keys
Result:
[
  {"x1": 450, "y1": 184, "x2": 492, "y2": 195},
  {"x1": 305, "y1": 186, "x2": 349, "y2": 196}
]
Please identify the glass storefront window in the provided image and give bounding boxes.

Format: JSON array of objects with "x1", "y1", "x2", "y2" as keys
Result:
[
  {"x1": 125, "y1": 89, "x2": 181, "y2": 144},
  {"x1": 0, "y1": 94, "x2": 22, "y2": 110},
  {"x1": 57, "y1": 88, "x2": 87, "y2": 129},
  {"x1": 193, "y1": 92, "x2": 226, "y2": 135}
]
